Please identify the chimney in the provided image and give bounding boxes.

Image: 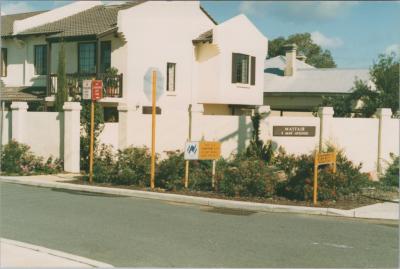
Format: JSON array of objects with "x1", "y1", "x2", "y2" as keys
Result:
[
  {"x1": 296, "y1": 53, "x2": 307, "y2": 62},
  {"x1": 284, "y1": 43, "x2": 297, "y2": 76}
]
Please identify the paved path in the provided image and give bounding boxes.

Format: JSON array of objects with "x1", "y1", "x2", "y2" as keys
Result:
[
  {"x1": 0, "y1": 238, "x2": 112, "y2": 268},
  {"x1": 1, "y1": 182, "x2": 398, "y2": 268}
]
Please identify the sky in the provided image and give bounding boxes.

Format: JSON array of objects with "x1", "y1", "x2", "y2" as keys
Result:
[{"x1": 1, "y1": 1, "x2": 399, "y2": 68}]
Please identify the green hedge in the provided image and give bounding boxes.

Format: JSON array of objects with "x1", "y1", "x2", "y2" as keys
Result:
[{"x1": 1, "y1": 140, "x2": 63, "y2": 175}]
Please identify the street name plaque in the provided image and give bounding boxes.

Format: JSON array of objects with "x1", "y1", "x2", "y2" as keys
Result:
[{"x1": 273, "y1": 126, "x2": 316, "y2": 137}]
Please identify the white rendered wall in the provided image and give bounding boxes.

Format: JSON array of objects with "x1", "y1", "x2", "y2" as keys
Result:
[
  {"x1": 24, "y1": 112, "x2": 62, "y2": 158},
  {"x1": 99, "y1": 123, "x2": 119, "y2": 150},
  {"x1": 262, "y1": 116, "x2": 320, "y2": 155},
  {"x1": 197, "y1": 15, "x2": 268, "y2": 106},
  {"x1": 117, "y1": 1, "x2": 215, "y2": 112}
]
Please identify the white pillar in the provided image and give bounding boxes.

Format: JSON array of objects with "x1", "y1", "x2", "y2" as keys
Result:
[
  {"x1": 317, "y1": 107, "x2": 334, "y2": 151},
  {"x1": 118, "y1": 103, "x2": 140, "y2": 149},
  {"x1": 376, "y1": 108, "x2": 392, "y2": 175},
  {"x1": 63, "y1": 102, "x2": 82, "y2": 173},
  {"x1": 10, "y1": 102, "x2": 28, "y2": 143}
]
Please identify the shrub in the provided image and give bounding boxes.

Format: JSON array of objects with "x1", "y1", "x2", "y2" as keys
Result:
[
  {"x1": 381, "y1": 153, "x2": 399, "y2": 187},
  {"x1": 189, "y1": 160, "x2": 214, "y2": 191},
  {"x1": 114, "y1": 146, "x2": 153, "y2": 186},
  {"x1": 93, "y1": 144, "x2": 116, "y2": 183},
  {"x1": 218, "y1": 157, "x2": 278, "y2": 198},
  {"x1": 1, "y1": 140, "x2": 62, "y2": 175},
  {"x1": 156, "y1": 151, "x2": 185, "y2": 190},
  {"x1": 275, "y1": 148, "x2": 370, "y2": 201}
]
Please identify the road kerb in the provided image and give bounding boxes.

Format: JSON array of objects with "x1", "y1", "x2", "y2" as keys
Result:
[
  {"x1": 1, "y1": 238, "x2": 113, "y2": 268},
  {"x1": 0, "y1": 176, "x2": 389, "y2": 220}
]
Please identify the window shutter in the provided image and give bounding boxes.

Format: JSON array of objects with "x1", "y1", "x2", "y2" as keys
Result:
[
  {"x1": 232, "y1": 53, "x2": 237, "y2": 83},
  {"x1": 251, "y1": 56, "x2": 256, "y2": 85}
]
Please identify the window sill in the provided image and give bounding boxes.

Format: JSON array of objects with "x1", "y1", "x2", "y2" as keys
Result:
[
  {"x1": 166, "y1": 92, "x2": 177, "y2": 96},
  {"x1": 235, "y1": 83, "x2": 251, "y2": 89}
]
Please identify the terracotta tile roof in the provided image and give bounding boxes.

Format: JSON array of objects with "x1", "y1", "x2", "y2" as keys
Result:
[
  {"x1": 1, "y1": 1, "x2": 144, "y2": 38},
  {"x1": 1, "y1": 11, "x2": 45, "y2": 37},
  {"x1": 0, "y1": 86, "x2": 46, "y2": 101}
]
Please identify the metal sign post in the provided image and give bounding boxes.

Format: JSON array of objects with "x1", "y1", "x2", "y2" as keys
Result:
[
  {"x1": 88, "y1": 80, "x2": 103, "y2": 184},
  {"x1": 313, "y1": 151, "x2": 337, "y2": 205}
]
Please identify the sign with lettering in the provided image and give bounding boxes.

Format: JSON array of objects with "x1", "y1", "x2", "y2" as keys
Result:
[
  {"x1": 82, "y1": 80, "x2": 92, "y2": 100},
  {"x1": 199, "y1": 141, "x2": 221, "y2": 160},
  {"x1": 184, "y1": 141, "x2": 221, "y2": 160},
  {"x1": 92, "y1": 80, "x2": 103, "y2": 101},
  {"x1": 316, "y1": 152, "x2": 336, "y2": 166},
  {"x1": 273, "y1": 126, "x2": 316, "y2": 137}
]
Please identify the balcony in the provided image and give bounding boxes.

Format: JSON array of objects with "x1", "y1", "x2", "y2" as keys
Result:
[{"x1": 47, "y1": 73, "x2": 123, "y2": 99}]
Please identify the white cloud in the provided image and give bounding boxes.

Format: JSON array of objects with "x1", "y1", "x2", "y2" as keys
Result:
[
  {"x1": 385, "y1": 44, "x2": 399, "y2": 55},
  {"x1": 311, "y1": 31, "x2": 343, "y2": 48},
  {"x1": 238, "y1": 1, "x2": 357, "y2": 23},
  {"x1": 1, "y1": 2, "x2": 33, "y2": 15}
]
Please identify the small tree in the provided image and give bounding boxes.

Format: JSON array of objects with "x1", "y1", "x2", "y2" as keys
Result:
[
  {"x1": 54, "y1": 42, "x2": 68, "y2": 112},
  {"x1": 246, "y1": 112, "x2": 274, "y2": 162},
  {"x1": 80, "y1": 100, "x2": 104, "y2": 172}
]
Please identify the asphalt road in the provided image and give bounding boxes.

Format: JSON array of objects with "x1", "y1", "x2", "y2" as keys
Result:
[{"x1": 1, "y1": 182, "x2": 398, "y2": 267}]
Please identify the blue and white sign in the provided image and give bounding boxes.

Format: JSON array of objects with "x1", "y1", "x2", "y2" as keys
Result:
[
  {"x1": 184, "y1": 141, "x2": 199, "y2": 160},
  {"x1": 143, "y1": 67, "x2": 164, "y2": 102}
]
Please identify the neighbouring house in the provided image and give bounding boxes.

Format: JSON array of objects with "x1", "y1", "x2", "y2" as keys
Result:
[{"x1": 263, "y1": 44, "x2": 371, "y2": 116}]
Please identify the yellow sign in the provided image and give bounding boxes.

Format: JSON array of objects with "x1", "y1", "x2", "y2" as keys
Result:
[
  {"x1": 316, "y1": 152, "x2": 336, "y2": 165},
  {"x1": 199, "y1": 141, "x2": 221, "y2": 160},
  {"x1": 313, "y1": 151, "x2": 337, "y2": 205}
]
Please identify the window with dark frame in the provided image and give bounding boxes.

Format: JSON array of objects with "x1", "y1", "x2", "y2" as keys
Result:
[
  {"x1": 78, "y1": 42, "x2": 96, "y2": 74},
  {"x1": 1, "y1": 48, "x2": 7, "y2": 77},
  {"x1": 100, "y1": 41, "x2": 111, "y2": 73},
  {"x1": 166, "y1": 62, "x2": 176, "y2": 92},
  {"x1": 231, "y1": 53, "x2": 256, "y2": 85},
  {"x1": 34, "y1": 45, "x2": 47, "y2": 75}
]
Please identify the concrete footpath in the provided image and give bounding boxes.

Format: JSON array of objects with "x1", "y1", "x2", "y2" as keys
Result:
[
  {"x1": 0, "y1": 238, "x2": 113, "y2": 268},
  {"x1": 0, "y1": 174, "x2": 398, "y2": 221}
]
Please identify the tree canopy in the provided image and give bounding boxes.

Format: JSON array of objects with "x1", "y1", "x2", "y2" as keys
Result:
[
  {"x1": 268, "y1": 33, "x2": 336, "y2": 68},
  {"x1": 320, "y1": 53, "x2": 399, "y2": 117}
]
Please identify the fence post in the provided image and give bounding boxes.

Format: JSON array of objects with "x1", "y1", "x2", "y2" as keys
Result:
[
  {"x1": 317, "y1": 107, "x2": 334, "y2": 151},
  {"x1": 63, "y1": 102, "x2": 82, "y2": 173},
  {"x1": 376, "y1": 108, "x2": 392, "y2": 175},
  {"x1": 10, "y1": 102, "x2": 28, "y2": 143}
]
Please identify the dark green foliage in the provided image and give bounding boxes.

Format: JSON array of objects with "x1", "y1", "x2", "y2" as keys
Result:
[
  {"x1": 275, "y1": 148, "x2": 370, "y2": 201},
  {"x1": 189, "y1": 160, "x2": 213, "y2": 191},
  {"x1": 1, "y1": 140, "x2": 62, "y2": 175},
  {"x1": 54, "y1": 42, "x2": 68, "y2": 112},
  {"x1": 246, "y1": 112, "x2": 274, "y2": 162},
  {"x1": 381, "y1": 153, "x2": 399, "y2": 187},
  {"x1": 80, "y1": 100, "x2": 104, "y2": 172},
  {"x1": 218, "y1": 158, "x2": 278, "y2": 197},
  {"x1": 93, "y1": 146, "x2": 152, "y2": 187},
  {"x1": 268, "y1": 33, "x2": 336, "y2": 68},
  {"x1": 156, "y1": 151, "x2": 185, "y2": 190},
  {"x1": 320, "y1": 53, "x2": 399, "y2": 117}
]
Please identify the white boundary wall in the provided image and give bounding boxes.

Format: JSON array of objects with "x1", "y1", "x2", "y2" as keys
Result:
[
  {"x1": 107, "y1": 105, "x2": 399, "y2": 176},
  {"x1": 0, "y1": 102, "x2": 82, "y2": 173}
]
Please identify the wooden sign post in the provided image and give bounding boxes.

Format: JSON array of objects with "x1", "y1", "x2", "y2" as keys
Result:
[
  {"x1": 89, "y1": 80, "x2": 103, "y2": 184},
  {"x1": 313, "y1": 151, "x2": 337, "y2": 205}
]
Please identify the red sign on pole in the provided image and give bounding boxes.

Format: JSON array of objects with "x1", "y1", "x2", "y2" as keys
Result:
[{"x1": 92, "y1": 80, "x2": 103, "y2": 101}]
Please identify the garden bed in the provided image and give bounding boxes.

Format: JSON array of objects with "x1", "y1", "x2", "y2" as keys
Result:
[{"x1": 65, "y1": 178, "x2": 397, "y2": 210}]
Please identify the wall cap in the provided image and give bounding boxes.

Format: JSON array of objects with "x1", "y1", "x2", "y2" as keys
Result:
[
  {"x1": 63, "y1": 102, "x2": 82, "y2": 111},
  {"x1": 10, "y1": 102, "x2": 28, "y2": 110},
  {"x1": 375, "y1": 108, "x2": 392, "y2": 118},
  {"x1": 317, "y1": 107, "x2": 334, "y2": 117}
]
